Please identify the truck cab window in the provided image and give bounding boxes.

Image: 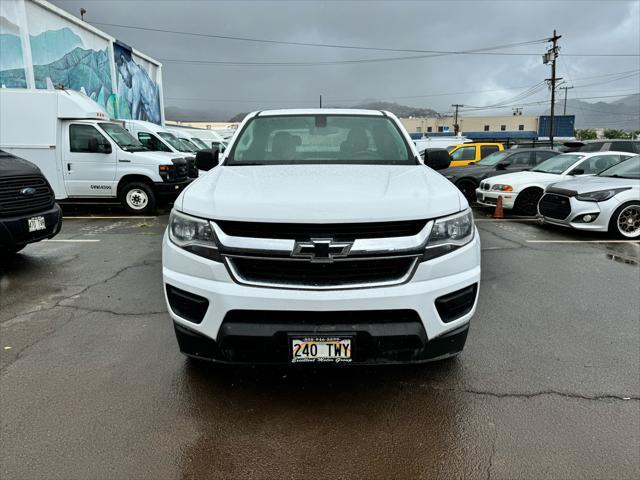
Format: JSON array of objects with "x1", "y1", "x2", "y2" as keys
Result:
[
  {"x1": 69, "y1": 124, "x2": 110, "y2": 153},
  {"x1": 138, "y1": 132, "x2": 170, "y2": 152}
]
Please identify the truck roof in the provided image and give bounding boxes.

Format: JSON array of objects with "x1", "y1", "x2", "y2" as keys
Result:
[
  {"x1": 254, "y1": 108, "x2": 387, "y2": 117},
  {"x1": 0, "y1": 88, "x2": 109, "y2": 121}
]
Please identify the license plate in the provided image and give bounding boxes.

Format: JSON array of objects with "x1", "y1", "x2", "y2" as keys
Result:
[
  {"x1": 291, "y1": 337, "x2": 352, "y2": 364},
  {"x1": 28, "y1": 216, "x2": 46, "y2": 232}
]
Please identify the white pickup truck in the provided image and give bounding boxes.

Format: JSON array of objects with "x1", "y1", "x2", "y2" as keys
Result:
[
  {"x1": 162, "y1": 109, "x2": 481, "y2": 365},
  {"x1": 0, "y1": 89, "x2": 195, "y2": 214}
]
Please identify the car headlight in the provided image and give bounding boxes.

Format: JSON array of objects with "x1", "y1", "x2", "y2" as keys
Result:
[
  {"x1": 422, "y1": 209, "x2": 475, "y2": 261},
  {"x1": 168, "y1": 210, "x2": 221, "y2": 261},
  {"x1": 575, "y1": 188, "x2": 629, "y2": 202},
  {"x1": 491, "y1": 184, "x2": 513, "y2": 191}
]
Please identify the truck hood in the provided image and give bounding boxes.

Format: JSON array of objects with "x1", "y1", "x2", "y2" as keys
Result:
[
  {"x1": 549, "y1": 175, "x2": 640, "y2": 193},
  {"x1": 0, "y1": 152, "x2": 42, "y2": 177},
  {"x1": 179, "y1": 165, "x2": 463, "y2": 223}
]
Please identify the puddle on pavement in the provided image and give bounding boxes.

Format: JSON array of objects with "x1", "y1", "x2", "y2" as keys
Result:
[{"x1": 606, "y1": 253, "x2": 639, "y2": 266}]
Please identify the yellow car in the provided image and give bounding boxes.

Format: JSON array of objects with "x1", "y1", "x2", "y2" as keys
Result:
[{"x1": 447, "y1": 142, "x2": 505, "y2": 167}]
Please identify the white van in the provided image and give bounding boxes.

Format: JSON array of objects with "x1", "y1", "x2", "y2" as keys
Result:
[
  {"x1": 0, "y1": 89, "x2": 193, "y2": 214},
  {"x1": 169, "y1": 126, "x2": 227, "y2": 152},
  {"x1": 165, "y1": 127, "x2": 208, "y2": 151},
  {"x1": 124, "y1": 120, "x2": 199, "y2": 155}
]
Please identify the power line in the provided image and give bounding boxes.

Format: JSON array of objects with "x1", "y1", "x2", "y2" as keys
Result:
[
  {"x1": 93, "y1": 21, "x2": 639, "y2": 59},
  {"x1": 92, "y1": 21, "x2": 548, "y2": 55}
]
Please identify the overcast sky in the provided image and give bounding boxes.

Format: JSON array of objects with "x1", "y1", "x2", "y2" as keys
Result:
[{"x1": 52, "y1": 0, "x2": 640, "y2": 120}]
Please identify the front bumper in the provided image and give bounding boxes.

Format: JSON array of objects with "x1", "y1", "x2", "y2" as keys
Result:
[
  {"x1": 154, "y1": 179, "x2": 192, "y2": 198},
  {"x1": 162, "y1": 229, "x2": 481, "y2": 364},
  {"x1": 540, "y1": 195, "x2": 619, "y2": 232},
  {"x1": 475, "y1": 189, "x2": 518, "y2": 209},
  {"x1": 0, "y1": 203, "x2": 63, "y2": 249}
]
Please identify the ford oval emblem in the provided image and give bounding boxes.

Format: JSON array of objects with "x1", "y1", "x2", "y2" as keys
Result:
[{"x1": 20, "y1": 187, "x2": 37, "y2": 196}]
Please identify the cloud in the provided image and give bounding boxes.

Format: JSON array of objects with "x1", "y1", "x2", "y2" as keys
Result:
[{"x1": 51, "y1": 0, "x2": 640, "y2": 120}]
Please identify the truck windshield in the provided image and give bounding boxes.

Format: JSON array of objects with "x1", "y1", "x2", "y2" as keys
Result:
[
  {"x1": 227, "y1": 115, "x2": 414, "y2": 165},
  {"x1": 100, "y1": 123, "x2": 147, "y2": 152},
  {"x1": 158, "y1": 132, "x2": 194, "y2": 152},
  {"x1": 189, "y1": 137, "x2": 209, "y2": 150},
  {"x1": 179, "y1": 138, "x2": 201, "y2": 151}
]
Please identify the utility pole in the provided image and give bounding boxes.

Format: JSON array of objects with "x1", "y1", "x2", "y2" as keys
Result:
[
  {"x1": 319, "y1": 95, "x2": 322, "y2": 108},
  {"x1": 512, "y1": 107, "x2": 522, "y2": 116},
  {"x1": 543, "y1": 30, "x2": 562, "y2": 144},
  {"x1": 451, "y1": 104, "x2": 464, "y2": 134},
  {"x1": 561, "y1": 85, "x2": 574, "y2": 115}
]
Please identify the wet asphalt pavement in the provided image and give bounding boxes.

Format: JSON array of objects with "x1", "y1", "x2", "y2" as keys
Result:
[{"x1": 1, "y1": 206, "x2": 639, "y2": 479}]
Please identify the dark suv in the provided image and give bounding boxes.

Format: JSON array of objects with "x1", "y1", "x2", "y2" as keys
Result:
[
  {"x1": 439, "y1": 148, "x2": 558, "y2": 202},
  {"x1": 0, "y1": 150, "x2": 63, "y2": 255},
  {"x1": 579, "y1": 140, "x2": 639, "y2": 154}
]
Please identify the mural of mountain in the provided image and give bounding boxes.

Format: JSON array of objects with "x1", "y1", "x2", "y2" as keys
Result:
[
  {"x1": 33, "y1": 46, "x2": 113, "y2": 109},
  {"x1": 0, "y1": 33, "x2": 24, "y2": 70},
  {"x1": 0, "y1": 66, "x2": 27, "y2": 88},
  {"x1": 30, "y1": 27, "x2": 82, "y2": 65},
  {"x1": 0, "y1": 15, "x2": 21, "y2": 35}
]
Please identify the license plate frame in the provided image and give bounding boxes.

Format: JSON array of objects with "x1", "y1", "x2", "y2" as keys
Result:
[
  {"x1": 27, "y1": 216, "x2": 46, "y2": 232},
  {"x1": 289, "y1": 335, "x2": 353, "y2": 364}
]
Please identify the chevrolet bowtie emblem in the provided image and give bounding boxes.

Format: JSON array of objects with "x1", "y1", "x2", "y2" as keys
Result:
[{"x1": 291, "y1": 238, "x2": 353, "y2": 263}]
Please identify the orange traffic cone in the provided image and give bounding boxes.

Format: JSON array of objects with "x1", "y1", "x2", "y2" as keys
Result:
[{"x1": 493, "y1": 195, "x2": 504, "y2": 219}]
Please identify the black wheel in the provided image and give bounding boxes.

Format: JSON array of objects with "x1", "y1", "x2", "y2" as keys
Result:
[
  {"x1": 609, "y1": 201, "x2": 640, "y2": 239},
  {"x1": 456, "y1": 179, "x2": 478, "y2": 204},
  {"x1": 119, "y1": 182, "x2": 156, "y2": 215},
  {"x1": 514, "y1": 188, "x2": 543, "y2": 216}
]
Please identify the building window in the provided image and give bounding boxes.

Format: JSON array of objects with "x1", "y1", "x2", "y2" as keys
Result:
[
  {"x1": 416, "y1": 127, "x2": 422, "y2": 133},
  {"x1": 484, "y1": 125, "x2": 490, "y2": 131},
  {"x1": 427, "y1": 126, "x2": 432, "y2": 133},
  {"x1": 518, "y1": 124, "x2": 525, "y2": 131},
  {"x1": 443, "y1": 126, "x2": 450, "y2": 132},
  {"x1": 438, "y1": 126, "x2": 444, "y2": 132},
  {"x1": 500, "y1": 125, "x2": 506, "y2": 131}
]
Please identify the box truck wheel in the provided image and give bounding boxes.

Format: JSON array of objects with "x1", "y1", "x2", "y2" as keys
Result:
[{"x1": 119, "y1": 182, "x2": 156, "y2": 214}]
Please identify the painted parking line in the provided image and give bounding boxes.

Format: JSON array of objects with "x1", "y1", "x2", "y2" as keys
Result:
[
  {"x1": 63, "y1": 216, "x2": 158, "y2": 220},
  {"x1": 526, "y1": 240, "x2": 640, "y2": 244},
  {"x1": 44, "y1": 239, "x2": 101, "y2": 243}
]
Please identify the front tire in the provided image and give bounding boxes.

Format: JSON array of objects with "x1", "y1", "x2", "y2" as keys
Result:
[
  {"x1": 609, "y1": 201, "x2": 640, "y2": 239},
  {"x1": 119, "y1": 182, "x2": 156, "y2": 215},
  {"x1": 456, "y1": 179, "x2": 478, "y2": 204},
  {"x1": 514, "y1": 188, "x2": 543, "y2": 216}
]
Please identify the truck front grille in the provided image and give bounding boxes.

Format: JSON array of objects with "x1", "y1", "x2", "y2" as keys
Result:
[
  {"x1": 0, "y1": 175, "x2": 54, "y2": 216},
  {"x1": 216, "y1": 219, "x2": 427, "y2": 241},
  {"x1": 539, "y1": 194, "x2": 571, "y2": 220},
  {"x1": 227, "y1": 256, "x2": 418, "y2": 289}
]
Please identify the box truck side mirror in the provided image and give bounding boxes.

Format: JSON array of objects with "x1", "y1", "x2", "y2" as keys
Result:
[{"x1": 196, "y1": 149, "x2": 219, "y2": 171}]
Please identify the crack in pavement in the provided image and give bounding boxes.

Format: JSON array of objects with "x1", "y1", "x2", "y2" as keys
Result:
[{"x1": 408, "y1": 383, "x2": 639, "y2": 403}]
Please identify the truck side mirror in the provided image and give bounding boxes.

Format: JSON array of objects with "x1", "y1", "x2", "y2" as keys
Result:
[
  {"x1": 570, "y1": 168, "x2": 584, "y2": 175},
  {"x1": 495, "y1": 161, "x2": 510, "y2": 170},
  {"x1": 196, "y1": 149, "x2": 219, "y2": 171},
  {"x1": 422, "y1": 148, "x2": 451, "y2": 170}
]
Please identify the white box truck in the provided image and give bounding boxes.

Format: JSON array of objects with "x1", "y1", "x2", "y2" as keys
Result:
[{"x1": 0, "y1": 89, "x2": 195, "y2": 214}]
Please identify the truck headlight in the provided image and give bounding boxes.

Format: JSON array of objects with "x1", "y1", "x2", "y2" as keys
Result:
[
  {"x1": 492, "y1": 184, "x2": 513, "y2": 191},
  {"x1": 575, "y1": 188, "x2": 629, "y2": 202},
  {"x1": 422, "y1": 209, "x2": 475, "y2": 261},
  {"x1": 168, "y1": 210, "x2": 221, "y2": 261}
]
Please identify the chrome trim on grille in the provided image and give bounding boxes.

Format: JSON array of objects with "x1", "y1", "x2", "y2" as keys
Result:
[
  {"x1": 212, "y1": 220, "x2": 434, "y2": 256},
  {"x1": 224, "y1": 255, "x2": 421, "y2": 290}
]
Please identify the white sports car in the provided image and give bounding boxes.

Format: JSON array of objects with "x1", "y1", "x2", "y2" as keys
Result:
[
  {"x1": 476, "y1": 151, "x2": 635, "y2": 216},
  {"x1": 539, "y1": 155, "x2": 640, "y2": 238}
]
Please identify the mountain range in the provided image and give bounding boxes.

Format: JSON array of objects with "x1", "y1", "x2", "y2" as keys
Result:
[{"x1": 165, "y1": 95, "x2": 639, "y2": 131}]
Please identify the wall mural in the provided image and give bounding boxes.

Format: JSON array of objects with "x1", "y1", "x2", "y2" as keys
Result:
[
  {"x1": 0, "y1": 0, "x2": 163, "y2": 124},
  {"x1": 114, "y1": 43, "x2": 161, "y2": 124},
  {"x1": 0, "y1": 1, "x2": 27, "y2": 88},
  {"x1": 25, "y1": 0, "x2": 115, "y2": 116}
]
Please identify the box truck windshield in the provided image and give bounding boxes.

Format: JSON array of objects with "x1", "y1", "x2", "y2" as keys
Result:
[
  {"x1": 158, "y1": 132, "x2": 194, "y2": 153},
  {"x1": 100, "y1": 123, "x2": 147, "y2": 152}
]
